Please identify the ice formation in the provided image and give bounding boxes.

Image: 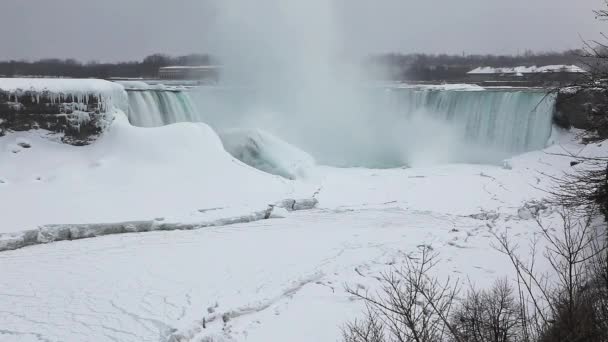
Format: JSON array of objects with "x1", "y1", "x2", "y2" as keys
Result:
[
  {"x1": 219, "y1": 128, "x2": 316, "y2": 180},
  {"x1": 0, "y1": 78, "x2": 128, "y2": 113}
]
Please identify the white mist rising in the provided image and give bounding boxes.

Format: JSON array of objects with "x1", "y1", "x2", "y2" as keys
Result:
[
  {"x1": 183, "y1": 1, "x2": 556, "y2": 168},
  {"x1": 200, "y1": 0, "x2": 412, "y2": 167}
]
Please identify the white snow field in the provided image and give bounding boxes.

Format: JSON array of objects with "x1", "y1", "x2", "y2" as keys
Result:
[
  {"x1": 0, "y1": 112, "x2": 316, "y2": 234},
  {"x1": 1, "y1": 78, "x2": 606, "y2": 342},
  {"x1": 1, "y1": 116, "x2": 606, "y2": 341}
]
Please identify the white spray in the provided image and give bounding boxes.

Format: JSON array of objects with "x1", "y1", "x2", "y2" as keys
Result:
[{"x1": 179, "y1": 1, "x2": 556, "y2": 167}]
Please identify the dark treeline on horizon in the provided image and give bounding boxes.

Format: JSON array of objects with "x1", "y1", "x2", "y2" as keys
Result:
[
  {"x1": 0, "y1": 54, "x2": 214, "y2": 79},
  {"x1": 0, "y1": 50, "x2": 586, "y2": 81},
  {"x1": 368, "y1": 49, "x2": 585, "y2": 81}
]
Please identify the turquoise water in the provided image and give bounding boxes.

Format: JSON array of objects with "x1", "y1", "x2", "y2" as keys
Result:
[{"x1": 125, "y1": 86, "x2": 555, "y2": 167}]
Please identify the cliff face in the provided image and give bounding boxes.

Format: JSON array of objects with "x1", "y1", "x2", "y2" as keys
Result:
[
  {"x1": 0, "y1": 78, "x2": 127, "y2": 145},
  {"x1": 555, "y1": 88, "x2": 608, "y2": 138},
  {"x1": 0, "y1": 91, "x2": 112, "y2": 145}
]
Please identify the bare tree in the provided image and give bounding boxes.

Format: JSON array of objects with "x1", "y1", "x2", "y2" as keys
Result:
[
  {"x1": 342, "y1": 309, "x2": 386, "y2": 342},
  {"x1": 493, "y1": 208, "x2": 608, "y2": 342},
  {"x1": 345, "y1": 246, "x2": 462, "y2": 342},
  {"x1": 543, "y1": 155, "x2": 608, "y2": 218},
  {"x1": 451, "y1": 278, "x2": 524, "y2": 342}
]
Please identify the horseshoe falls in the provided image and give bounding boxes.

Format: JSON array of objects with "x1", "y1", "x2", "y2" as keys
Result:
[
  {"x1": 380, "y1": 87, "x2": 556, "y2": 166},
  {"x1": 124, "y1": 85, "x2": 556, "y2": 167}
]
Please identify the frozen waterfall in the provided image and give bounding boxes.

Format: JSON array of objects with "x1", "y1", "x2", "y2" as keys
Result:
[{"x1": 124, "y1": 85, "x2": 556, "y2": 167}]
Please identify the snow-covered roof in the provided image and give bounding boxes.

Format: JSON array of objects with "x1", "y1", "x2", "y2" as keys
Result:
[{"x1": 467, "y1": 65, "x2": 587, "y2": 75}]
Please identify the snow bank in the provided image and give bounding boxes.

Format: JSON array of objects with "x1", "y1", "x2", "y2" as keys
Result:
[
  {"x1": 219, "y1": 128, "x2": 316, "y2": 179},
  {"x1": 0, "y1": 112, "x2": 315, "y2": 234},
  {"x1": 2, "y1": 130, "x2": 607, "y2": 342}
]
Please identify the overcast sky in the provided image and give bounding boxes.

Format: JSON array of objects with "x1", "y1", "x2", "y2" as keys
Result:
[{"x1": 0, "y1": 0, "x2": 605, "y2": 62}]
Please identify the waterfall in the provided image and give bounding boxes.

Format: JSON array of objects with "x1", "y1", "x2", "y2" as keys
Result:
[
  {"x1": 124, "y1": 84, "x2": 556, "y2": 167},
  {"x1": 126, "y1": 89, "x2": 199, "y2": 127},
  {"x1": 384, "y1": 87, "x2": 555, "y2": 156}
]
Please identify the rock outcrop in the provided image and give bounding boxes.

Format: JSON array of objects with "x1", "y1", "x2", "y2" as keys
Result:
[
  {"x1": 555, "y1": 87, "x2": 608, "y2": 138},
  {"x1": 0, "y1": 78, "x2": 127, "y2": 145}
]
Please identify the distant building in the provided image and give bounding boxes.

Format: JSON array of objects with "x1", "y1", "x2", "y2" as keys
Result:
[
  {"x1": 158, "y1": 66, "x2": 221, "y2": 81},
  {"x1": 467, "y1": 65, "x2": 587, "y2": 85}
]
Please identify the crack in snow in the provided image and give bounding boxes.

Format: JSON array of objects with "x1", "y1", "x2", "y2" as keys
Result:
[{"x1": 167, "y1": 273, "x2": 324, "y2": 342}]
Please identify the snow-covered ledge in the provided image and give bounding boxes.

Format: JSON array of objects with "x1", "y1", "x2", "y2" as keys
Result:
[
  {"x1": 0, "y1": 198, "x2": 318, "y2": 252},
  {"x1": 0, "y1": 78, "x2": 127, "y2": 145}
]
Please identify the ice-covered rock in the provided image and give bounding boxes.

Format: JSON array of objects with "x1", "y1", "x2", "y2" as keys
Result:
[
  {"x1": 0, "y1": 78, "x2": 127, "y2": 145},
  {"x1": 517, "y1": 200, "x2": 549, "y2": 220},
  {"x1": 219, "y1": 128, "x2": 316, "y2": 180},
  {"x1": 269, "y1": 206, "x2": 290, "y2": 218},
  {"x1": 273, "y1": 198, "x2": 319, "y2": 212},
  {"x1": 555, "y1": 87, "x2": 608, "y2": 138}
]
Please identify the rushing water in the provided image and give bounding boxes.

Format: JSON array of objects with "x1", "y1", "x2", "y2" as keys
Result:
[
  {"x1": 126, "y1": 90, "x2": 199, "y2": 127},
  {"x1": 384, "y1": 87, "x2": 555, "y2": 157},
  {"x1": 124, "y1": 85, "x2": 555, "y2": 167}
]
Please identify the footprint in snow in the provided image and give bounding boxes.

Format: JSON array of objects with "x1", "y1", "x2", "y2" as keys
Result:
[{"x1": 447, "y1": 241, "x2": 468, "y2": 249}]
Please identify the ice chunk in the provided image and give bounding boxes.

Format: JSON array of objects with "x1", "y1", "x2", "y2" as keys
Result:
[
  {"x1": 219, "y1": 128, "x2": 315, "y2": 180},
  {"x1": 269, "y1": 206, "x2": 290, "y2": 218}
]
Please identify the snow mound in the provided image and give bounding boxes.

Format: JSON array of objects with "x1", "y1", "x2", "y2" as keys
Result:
[
  {"x1": 219, "y1": 129, "x2": 316, "y2": 180},
  {"x1": 0, "y1": 112, "x2": 314, "y2": 233}
]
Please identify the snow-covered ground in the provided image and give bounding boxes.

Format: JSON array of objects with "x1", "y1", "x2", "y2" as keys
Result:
[
  {"x1": 1, "y1": 112, "x2": 605, "y2": 341},
  {"x1": 0, "y1": 112, "x2": 315, "y2": 233},
  {"x1": 1, "y1": 77, "x2": 605, "y2": 341}
]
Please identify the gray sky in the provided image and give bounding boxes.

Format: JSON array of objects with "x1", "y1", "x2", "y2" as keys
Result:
[{"x1": 0, "y1": 0, "x2": 605, "y2": 62}]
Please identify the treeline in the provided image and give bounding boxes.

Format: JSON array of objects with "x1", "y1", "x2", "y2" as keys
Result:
[
  {"x1": 0, "y1": 54, "x2": 214, "y2": 79},
  {"x1": 0, "y1": 50, "x2": 586, "y2": 81},
  {"x1": 367, "y1": 50, "x2": 585, "y2": 81}
]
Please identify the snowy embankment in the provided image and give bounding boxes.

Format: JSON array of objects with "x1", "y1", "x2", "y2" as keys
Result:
[
  {"x1": 0, "y1": 79, "x2": 318, "y2": 246},
  {"x1": 0, "y1": 112, "x2": 315, "y2": 233},
  {"x1": 1, "y1": 134, "x2": 606, "y2": 342}
]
